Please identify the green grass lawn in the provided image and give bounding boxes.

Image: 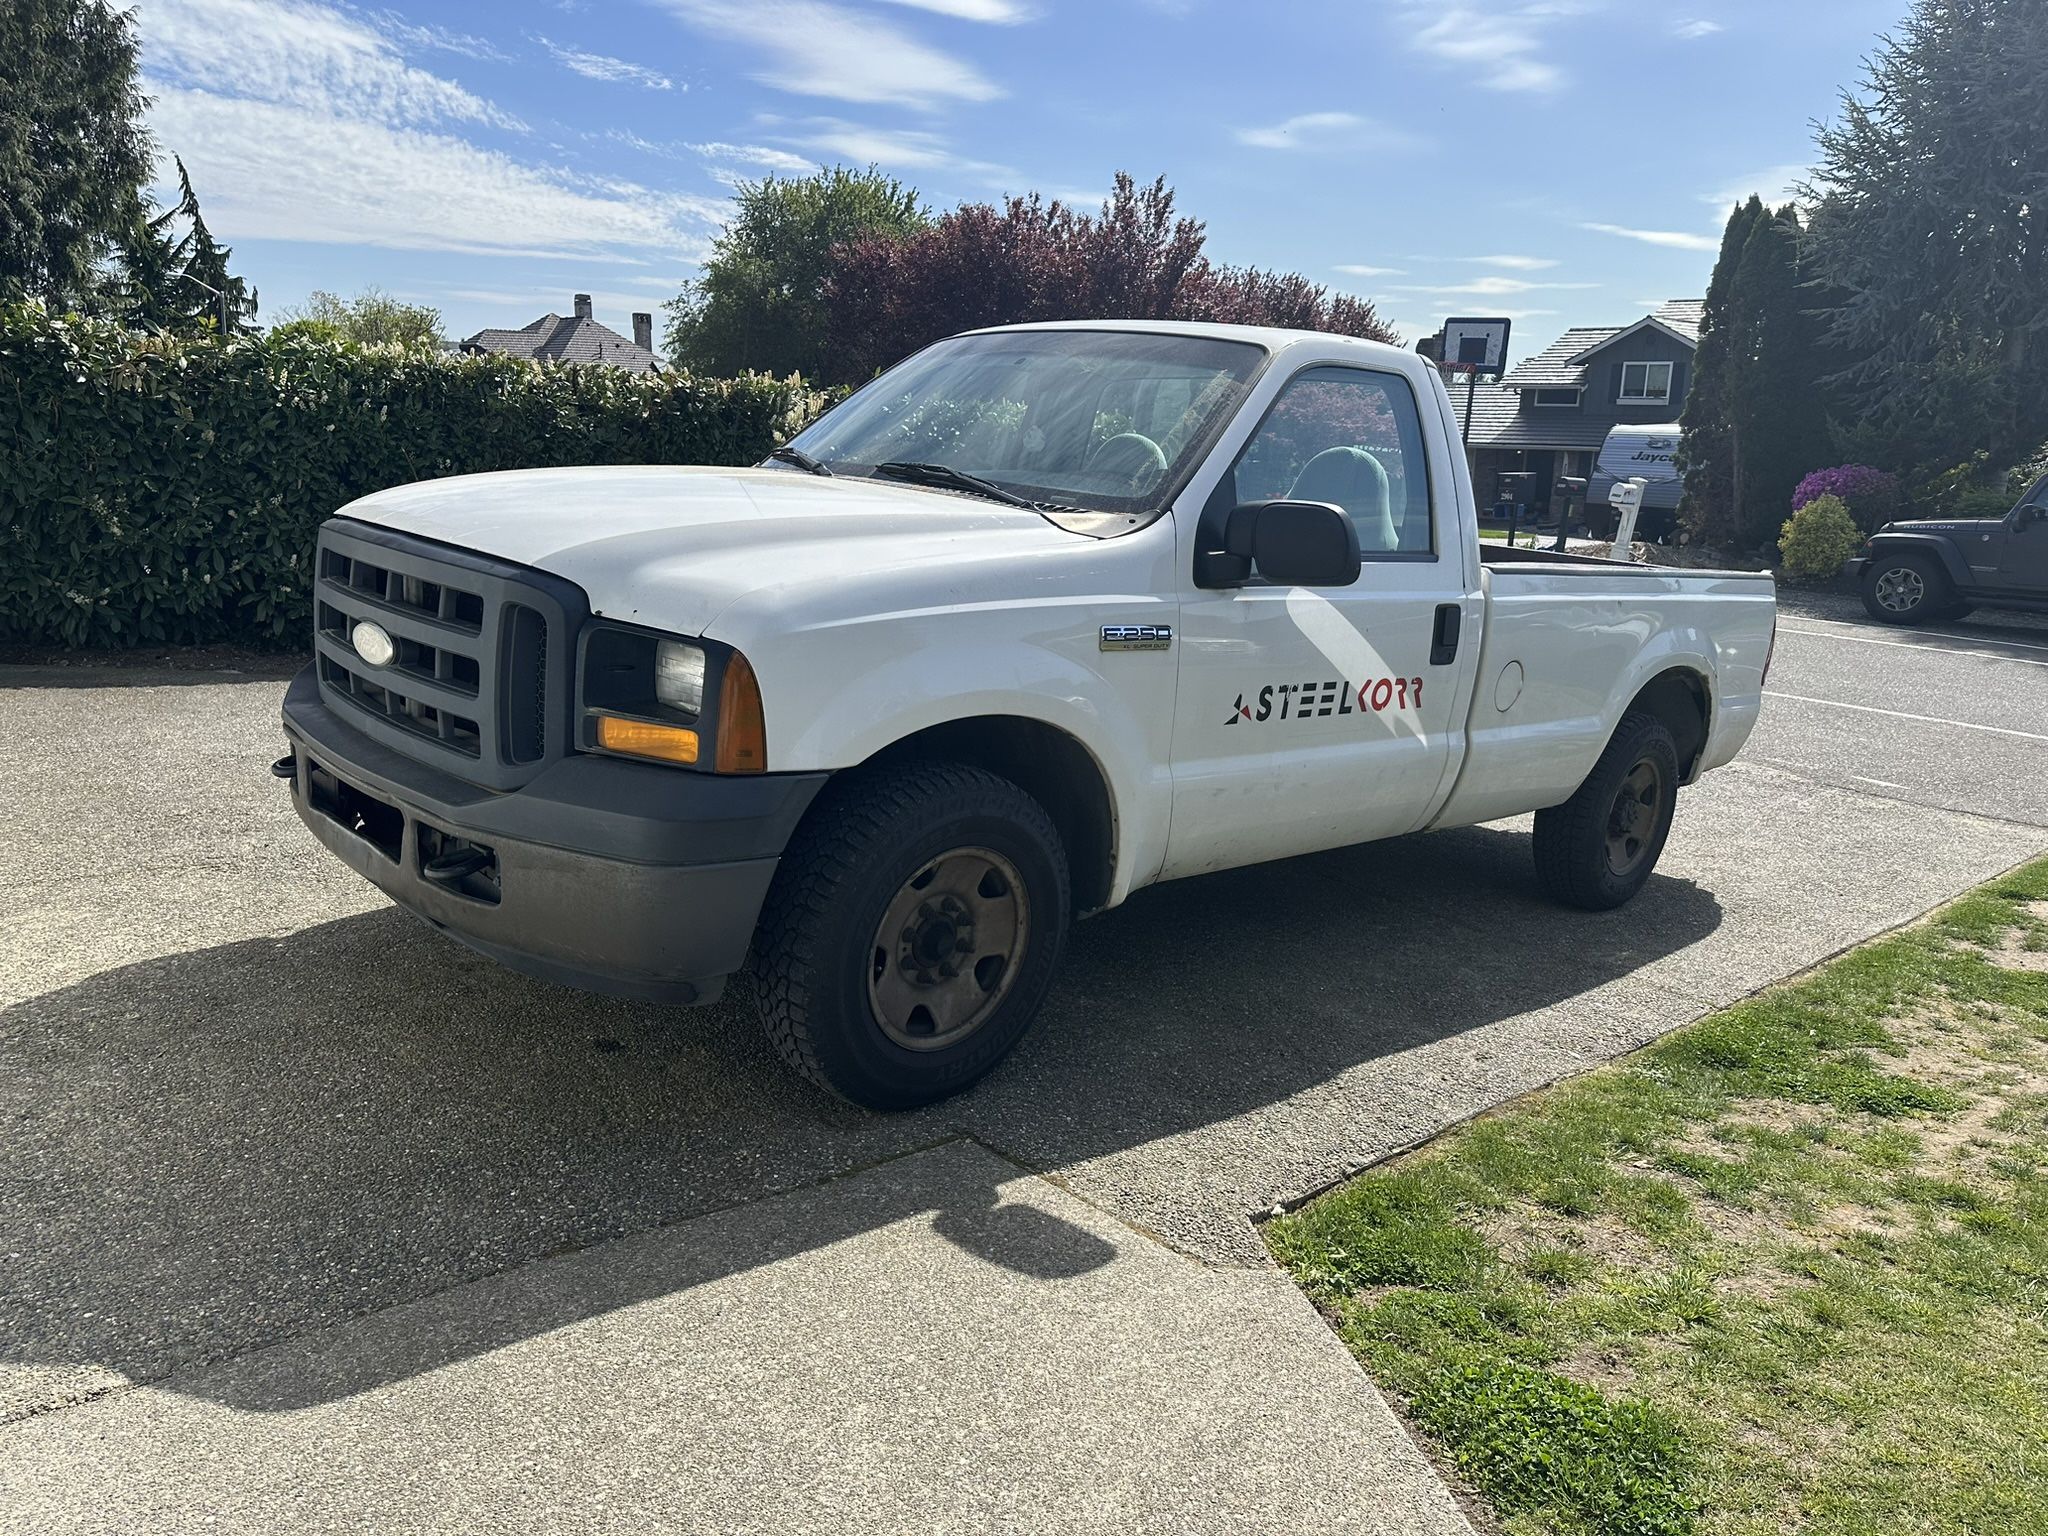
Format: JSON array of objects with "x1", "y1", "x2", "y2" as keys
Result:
[{"x1": 1267, "y1": 858, "x2": 2048, "y2": 1536}]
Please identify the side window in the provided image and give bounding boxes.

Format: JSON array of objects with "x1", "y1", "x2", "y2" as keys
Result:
[{"x1": 1228, "y1": 366, "x2": 1434, "y2": 557}]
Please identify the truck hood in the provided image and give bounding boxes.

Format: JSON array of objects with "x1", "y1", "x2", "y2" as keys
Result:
[
  {"x1": 335, "y1": 464, "x2": 1089, "y2": 634},
  {"x1": 1881, "y1": 517, "x2": 2001, "y2": 534}
]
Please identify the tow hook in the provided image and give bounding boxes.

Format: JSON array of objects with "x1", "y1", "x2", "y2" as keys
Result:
[
  {"x1": 422, "y1": 847, "x2": 493, "y2": 885},
  {"x1": 269, "y1": 753, "x2": 296, "y2": 781}
]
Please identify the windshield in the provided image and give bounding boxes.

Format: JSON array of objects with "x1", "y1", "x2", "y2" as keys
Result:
[{"x1": 779, "y1": 330, "x2": 1266, "y2": 521}]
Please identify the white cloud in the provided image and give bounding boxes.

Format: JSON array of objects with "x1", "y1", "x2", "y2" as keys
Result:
[
  {"x1": 605, "y1": 130, "x2": 818, "y2": 175},
  {"x1": 685, "y1": 141, "x2": 819, "y2": 172},
  {"x1": 1392, "y1": 276, "x2": 1598, "y2": 296},
  {"x1": 871, "y1": 0, "x2": 1036, "y2": 21},
  {"x1": 1235, "y1": 110, "x2": 1419, "y2": 151},
  {"x1": 650, "y1": 0, "x2": 1001, "y2": 109},
  {"x1": 1335, "y1": 264, "x2": 1406, "y2": 278},
  {"x1": 1400, "y1": 4, "x2": 1571, "y2": 94},
  {"x1": 137, "y1": 0, "x2": 524, "y2": 131},
  {"x1": 1456, "y1": 254, "x2": 1559, "y2": 271},
  {"x1": 787, "y1": 118, "x2": 1013, "y2": 180},
  {"x1": 1672, "y1": 18, "x2": 1722, "y2": 39},
  {"x1": 1699, "y1": 164, "x2": 1807, "y2": 211},
  {"x1": 149, "y1": 87, "x2": 721, "y2": 260},
  {"x1": 128, "y1": 0, "x2": 720, "y2": 265},
  {"x1": 541, "y1": 38, "x2": 676, "y2": 90},
  {"x1": 1580, "y1": 222, "x2": 1721, "y2": 252},
  {"x1": 374, "y1": 15, "x2": 509, "y2": 62}
]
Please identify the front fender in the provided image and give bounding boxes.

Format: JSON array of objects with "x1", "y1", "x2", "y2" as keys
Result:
[
  {"x1": 1869, "y1": 534, "x2": 1972, "y2": 590},
  {"x1": 758, "y1": 633, "x2": 1174, "y2": 905}
]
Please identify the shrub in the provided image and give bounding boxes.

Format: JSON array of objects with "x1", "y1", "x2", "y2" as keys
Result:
[
  {"x1": 1791, "y1": 463, "x2": 1902, "y2": 530},
  {"x1": 0, "y1": 303, "x2": 830, "y2": 649},
  {"x1": 1778, "y1": 493, "x2": 1863, "y2": 580}
]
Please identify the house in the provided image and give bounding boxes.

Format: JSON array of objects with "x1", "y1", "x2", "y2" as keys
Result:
[
  {"x1": 458, "y1": 293, "x2": 663, "y2": 374},
  {"x1": 1453, "y1": 298, "x2": 1703, "y2": 526}
]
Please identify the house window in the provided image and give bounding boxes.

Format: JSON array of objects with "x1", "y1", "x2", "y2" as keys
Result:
[
  {"x1": 1618, "y1": 361, "x2": 1673, "y2": 404},
  {"x1": 1530, "y1": 387, "x2": 1581, "y2": 407}
]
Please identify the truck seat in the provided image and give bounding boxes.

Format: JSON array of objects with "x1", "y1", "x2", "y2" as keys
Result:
[{"x1": 1290, "y1": 446, "x2": 1396, "y2": 551}]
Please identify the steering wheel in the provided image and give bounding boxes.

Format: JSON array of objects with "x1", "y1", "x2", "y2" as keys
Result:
[{"x1": 1086, "y1": 432, "x2": 1168, "y2": 489}]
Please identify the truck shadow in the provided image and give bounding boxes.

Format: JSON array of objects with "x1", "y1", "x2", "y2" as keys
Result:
[{"x1": 2, "y1": 823, "x2": 1721, "y2": 1414}]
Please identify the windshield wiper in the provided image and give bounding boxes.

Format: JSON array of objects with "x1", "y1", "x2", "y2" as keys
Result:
[
  {"x1": 768, "y1": 445, "x2": 833, "y2": 476},
  {"x1": 873, "y1": 460, "x2": 1036, "y2": 508}
]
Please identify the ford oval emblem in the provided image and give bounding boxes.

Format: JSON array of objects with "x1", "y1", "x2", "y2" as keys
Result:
[{"x1": 351, "y1": 619, "x2": 396, "y2": 668}]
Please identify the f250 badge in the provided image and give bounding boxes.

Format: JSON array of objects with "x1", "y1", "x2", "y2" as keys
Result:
[
  {"x1": 1100, "y1": 623, "x2": 1173, "y2": 652},
  {"x1": 1227, "y1": 677, "x2": 1424, "y2": 724}
]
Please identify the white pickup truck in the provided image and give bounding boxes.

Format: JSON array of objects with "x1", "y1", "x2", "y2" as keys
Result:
[{"x1": 279, "y1": 321, "x2": 1775, "y2": 1107}]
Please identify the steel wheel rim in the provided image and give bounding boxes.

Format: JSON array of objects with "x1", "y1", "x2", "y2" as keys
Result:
[
  {"x1": 1605, "y1": 759, "x2": 1665, "y2": 878},
  {"x1": 868, "y1": 846, "x2": 1030, "y2": 1052},
  {"x1": 1875, "y1": 566, "x2": 1924, "y2": 612}
]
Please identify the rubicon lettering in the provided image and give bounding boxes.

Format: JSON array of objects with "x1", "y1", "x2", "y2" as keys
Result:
[{"x1": 1225, "y1": 676, "x2": 1425, "y2": 725}]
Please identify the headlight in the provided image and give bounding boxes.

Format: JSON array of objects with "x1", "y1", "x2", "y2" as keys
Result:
[{"x1": 654, "y1": 640, "x2": 707, "y2": 715}]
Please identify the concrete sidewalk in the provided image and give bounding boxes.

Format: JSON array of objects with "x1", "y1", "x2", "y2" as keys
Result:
[{"x1": 0, "y1": 1139, "x2": 1471, "y2": 1536}]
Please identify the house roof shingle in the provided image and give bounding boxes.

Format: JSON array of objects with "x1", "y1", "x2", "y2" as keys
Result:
[
  {"x1": 459, "y1": 310, "x2": 663, "y2": 374},
  {"x1": 1453, "y1": 382, "x2": 1619, "y2": 452},
  {"x1": 1495, "y1": 299, "x2": 1703, "y2": 392},
  {"x1": 1496, "y1": 327, "x2": 1620, "y2": 390}
]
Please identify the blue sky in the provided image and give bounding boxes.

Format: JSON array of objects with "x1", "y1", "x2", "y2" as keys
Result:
[{"x1": 126, "y1": 0, "x2": 1903, "y2": 362}]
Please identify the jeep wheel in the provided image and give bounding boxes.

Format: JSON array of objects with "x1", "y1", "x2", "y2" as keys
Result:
[
  {"x1": 1861, "y1": 552, "x2": 1947, "y2": 625},
  {"x1": 1532, "y1": 711, "x2": 1680, "y2": 911},
  {"x1": 749, "y1": 762, "x2": 1070, "y2": 1110}
]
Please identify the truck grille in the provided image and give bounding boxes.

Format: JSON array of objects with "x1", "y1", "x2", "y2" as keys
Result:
[{"x1": 312, "y1": 519, "x2": 586, "y2": 790}]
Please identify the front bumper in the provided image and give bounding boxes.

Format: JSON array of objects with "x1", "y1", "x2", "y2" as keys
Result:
[
  {"x1": 1844, "y1": 557, "x2": 1870, "y2": 581},
  {"x1": 280, "y1": 666, "x2": 828, "y2": 1004}
]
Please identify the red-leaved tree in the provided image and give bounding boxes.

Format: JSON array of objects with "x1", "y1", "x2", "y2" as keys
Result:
[{"x1": 822, "y1": 173, "x2": 1395, "y2": 384}]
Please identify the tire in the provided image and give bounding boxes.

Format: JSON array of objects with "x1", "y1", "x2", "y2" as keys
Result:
[
  {"x1": 749, "y1": 761, "x2": 1070, "y2": 1110},
  {"x1": 1860, "y1": 551, "x2": 1948, "y2": 625},
  {"x1": 1939, "y1": 600, "x2": 1977, "y2": 621},
  {"x1": 1533, "y1": 711, "x2": 1681, "y2": 911}
]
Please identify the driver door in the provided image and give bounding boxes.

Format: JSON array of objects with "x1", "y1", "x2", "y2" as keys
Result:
[{"x1": 1162, "y1": 364, "x2": 1470, "y2": 880}]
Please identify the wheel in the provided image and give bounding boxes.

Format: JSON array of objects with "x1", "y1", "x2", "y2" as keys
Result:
[
  {"x1": 1532, "y1": 711, "x2": 1681, "y2": 911},
  {"x1": 1860, "y1": 551, "x2": 1948, "y2": 625},
  {"x1": 749, "y1": 761, "x2": 1070, "y2": 1110}
]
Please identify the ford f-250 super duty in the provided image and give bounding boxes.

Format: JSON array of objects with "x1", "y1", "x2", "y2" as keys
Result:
[{"x1": 277, "y1": 321, "x2": 1777, "y2": 1108}]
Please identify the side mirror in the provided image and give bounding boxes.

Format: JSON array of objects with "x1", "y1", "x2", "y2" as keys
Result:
[
  {"x1": 1222, "y1": 500, "x2": 1362, "y2": 586},
  {"x1": 2018, "y1": 503, "x2": 2047, "y2": 529}
]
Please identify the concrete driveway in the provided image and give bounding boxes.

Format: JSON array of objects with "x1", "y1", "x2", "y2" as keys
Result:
[{"x1": 4, "y1": 591, "x2": 2045, "y2": 1533}]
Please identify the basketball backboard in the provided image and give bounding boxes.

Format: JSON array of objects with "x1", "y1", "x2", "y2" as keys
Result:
[{"x1": 1440, "y1": 316, "x2": 1512, "y2": 378}]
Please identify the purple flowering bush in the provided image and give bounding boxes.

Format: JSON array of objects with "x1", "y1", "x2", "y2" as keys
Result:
[{"x1": 1791, "y1": 465, "x2": 1904, "y2": 531}]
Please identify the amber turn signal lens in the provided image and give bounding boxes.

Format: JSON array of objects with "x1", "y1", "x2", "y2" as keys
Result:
[
  {"x1": 596, "y1": 715, "x2": 700, "y2": 765},
  {"x1": 715, "y1": 651, "x2": 767, "y2": 774}
]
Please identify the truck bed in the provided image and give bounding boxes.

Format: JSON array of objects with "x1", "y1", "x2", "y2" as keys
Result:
[{"x1": 1427, "y1": 556, "x2": 1777, "y2": 829}]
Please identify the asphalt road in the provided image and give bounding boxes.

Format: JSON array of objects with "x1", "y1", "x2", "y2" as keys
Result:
[{"x1": 4, "y1": 592, "x2": 2046, "y2": 1531}]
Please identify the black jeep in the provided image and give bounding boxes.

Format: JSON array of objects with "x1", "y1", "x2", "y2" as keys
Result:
[{"x1": 1849, "y1": 474, "x2": 2048, "y2": 624}]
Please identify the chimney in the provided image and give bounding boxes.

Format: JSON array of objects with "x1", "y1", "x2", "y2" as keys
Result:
[
  {"x1": 572, "y1": 292, "x2": 593, "y2": 321},
  {"x1": 632, "y1": 312, "x2": 653, "y2": 351}
]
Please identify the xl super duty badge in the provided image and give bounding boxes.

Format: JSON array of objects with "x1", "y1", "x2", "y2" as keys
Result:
[{"x1": 1100, "y1": 624, "x2": 1173, "y2": 652}]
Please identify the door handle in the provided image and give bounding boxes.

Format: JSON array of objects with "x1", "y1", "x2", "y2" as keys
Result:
[{"x1": 1430, "y1": 604, "x2": 1461, "y2": 666}]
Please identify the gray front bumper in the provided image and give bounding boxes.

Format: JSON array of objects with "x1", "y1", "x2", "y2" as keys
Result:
[{"x1": 281, "y1": 667, "x2": 828, "y2": 1004}]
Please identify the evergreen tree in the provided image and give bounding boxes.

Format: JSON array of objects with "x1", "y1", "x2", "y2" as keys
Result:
[
  {"x1": 1678, "y1": 198, "x2": 1766, "y2": 540},
  {"x1": 0, "y1": 0, "x2": 154, "y2": 308},
  {"x1": 111, "y1": 159, "x2": 257, "y2": 334},
  {"x1": 1679, "y1": 200, "x2": 1835, "y2": 547},
  {"x1": 1728, "y1": 206, "x2": 1832, "y2": 543},
  {"x1": 1802, "y1": 0, "x2": 2048, "y2": 477}
]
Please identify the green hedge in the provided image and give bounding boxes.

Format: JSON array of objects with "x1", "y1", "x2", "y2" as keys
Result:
[{"x1": 0, "y1": 304, "x2": 831, "y2": 648}]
